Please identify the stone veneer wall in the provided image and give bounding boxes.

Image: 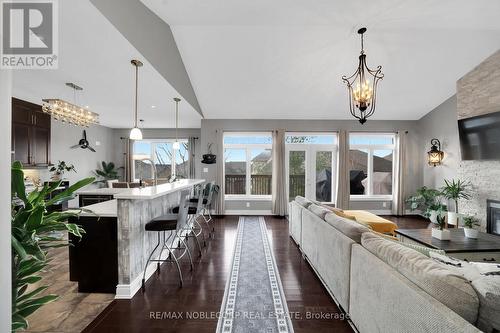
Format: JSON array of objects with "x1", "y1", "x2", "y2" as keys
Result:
[{"x1": 457, "y1": 50, "x2": 500, "y2": 231}]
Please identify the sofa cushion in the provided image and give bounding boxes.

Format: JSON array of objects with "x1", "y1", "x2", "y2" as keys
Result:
[
  {"x1": 295, "y1": 196, "x2": 312, "y2": 208},
  {"x1": 325, "y1": 212, "x2": 371, "y2": 243},
  {"x1": 471, "y1": 276, "x2": 500, "y2": 333},
  {"x1": 308, "y1": 204, "x2": 331, "y2": 219},
  {"x1": 361, "y1": 232, "x2": 479, "y2": 324}
]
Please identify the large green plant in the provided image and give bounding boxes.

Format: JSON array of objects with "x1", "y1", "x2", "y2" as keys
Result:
[
  {"x1": 406, "y1": 186, "x2": 444, "y2": 218},
  {"x1": 93, "y1": 161, "x2": 122, "y2": 184},
  {"x1": 441, "y1": 179, "x2": 471, "y2": 213},
  {"x1": 11, "y1": 161, "x2": 94, "y2": 331}
]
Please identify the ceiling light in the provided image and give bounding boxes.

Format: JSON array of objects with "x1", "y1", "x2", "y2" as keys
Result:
[
  {"x1": 342, "y1": 27, "x2": 384, "y2": 124},
  {"x1": 173, "y1": 97, "x2": 181, "y2": 149},
  {"x1": 42, "y1": 83, "x2": 99, "y2": 127},
  {"x1": 130, "y1": 59, "x2": 143, "y2": 140},
  {"x1": 151, "y1": 105, "x2": 156, "y2": 109}
]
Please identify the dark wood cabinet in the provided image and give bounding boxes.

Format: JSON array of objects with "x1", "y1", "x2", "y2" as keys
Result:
[
  {"x1": 79, "y1": 194, "x2": 114, "y2": 207},
  {"x1": 11, "y1": 98, "x2": 51, "y2": 167}
]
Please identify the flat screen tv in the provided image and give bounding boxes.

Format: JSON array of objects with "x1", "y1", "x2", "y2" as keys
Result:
[{"x1": 458, "y1": 110, "x2": 500, "y2": 160}]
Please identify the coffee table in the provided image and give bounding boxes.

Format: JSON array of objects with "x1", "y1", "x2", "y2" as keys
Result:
[{"x1": 395, "y1": 228, "x2": 500, "y2": 262}]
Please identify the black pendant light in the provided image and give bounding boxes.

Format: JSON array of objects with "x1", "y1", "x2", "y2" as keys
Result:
[{"x1": 342, "y1": 27, "x2": 384, "y2": 124}]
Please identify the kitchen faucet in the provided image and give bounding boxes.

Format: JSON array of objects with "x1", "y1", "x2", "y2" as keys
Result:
[{"x1": 138, "y1": 158, "x2": 158, "y2": 187}]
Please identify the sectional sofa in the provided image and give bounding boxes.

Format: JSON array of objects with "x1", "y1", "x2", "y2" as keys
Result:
[{"x1": 288, "y1": 196, "x2": 498, "y2": 333}]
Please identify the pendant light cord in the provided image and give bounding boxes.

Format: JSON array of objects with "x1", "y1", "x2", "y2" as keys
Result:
[
  {"x1": 360, "y1": 32, "x2": 364, "y2": 54},
  {"x1": 175, "y1": 99, "x2": 179, "y2": 142},
  {"x1": 134, "y1": 64, "x2": 138, "y2": 128}
]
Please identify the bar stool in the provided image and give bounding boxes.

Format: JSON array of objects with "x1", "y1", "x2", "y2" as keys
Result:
[
  {"x1": 172, "y1": 185, "x2": 206, "y2": 256},
  {"x1": 141, "y1": 189, "x2": 193, "y2": 289},
  {"x1": 197, "y1": 182, "x2": 216, "y2": 232}
]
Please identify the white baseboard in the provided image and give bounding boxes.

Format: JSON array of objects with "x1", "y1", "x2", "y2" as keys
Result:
[
  {"x1": 224, "y1": 210, "x2": 273, "y2": 216},
  {"x1": 115, "y1": 260, "x2": 158, "y2": 299}
]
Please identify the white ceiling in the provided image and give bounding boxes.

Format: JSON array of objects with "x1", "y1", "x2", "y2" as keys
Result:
[
  {"x1": 12, "y1": 0, "x2": 202, "y2": 128},
  {"x1": 142, "y1": 0, "x2": 500, "y2": 120}
]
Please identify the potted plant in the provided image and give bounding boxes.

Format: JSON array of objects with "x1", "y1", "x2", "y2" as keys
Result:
[
  {"x1": 406, "y1": 186, "x2": 443, "y2": 220},
  {"x1": 11, "y1": 161, "x2": 94, "y2": 331},
  {"x1": 432, "y1": 208, "x2": 450, "y2": 240},
  {"x1": 428, "y1": 202, "x2": 447, "y2": 223},
  {"x1": 463, "y1": 216, "x2": 480, "y2": 239},
  {"x1": 93, "y1": 161, "x2": 123, "y2": 187},
  {"x1": 441, "y1": 179, "x2": 471, "y2": 227},
  {"x1": 49, "y1": 160, "x2": 76, "y2": 180}
]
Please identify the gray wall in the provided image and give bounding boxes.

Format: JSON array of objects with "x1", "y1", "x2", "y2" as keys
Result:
[
  {"x1": 111, "y1": 128, "x2": 202, "y2": 179},
  {"x1": 201, "y1": 119, "x2": 422, "y2": 213},
  {"x1": 1, "y1": 70, "x2": 12, "y2": 332},
  {"x1": 418, "y1": 95, "x2": 460, "y2": 189}
]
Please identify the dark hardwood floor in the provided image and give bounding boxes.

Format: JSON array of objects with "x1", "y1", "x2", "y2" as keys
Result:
[
  {"x1": 381, "y1": 214, "x2": 433, "y2": 229},
  {"x1": 82, "y1": 214, "x2": 431, "y2": 333},
  {"x1": 83, "y1": 216, "x2": 355, "y2": 333}
]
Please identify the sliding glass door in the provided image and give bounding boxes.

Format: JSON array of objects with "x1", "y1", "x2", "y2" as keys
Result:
[{"x1": 285, "y1": 133, "x2": 337, "y2": 203}]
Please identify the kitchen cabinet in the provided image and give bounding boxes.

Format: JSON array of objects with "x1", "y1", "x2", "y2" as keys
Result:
[
  {"x1": 78, "y1": 194, "x2": 114, "y2": 207},
  {"x1": 11, "y1": 98, "x2": 51, "y2": 167}
]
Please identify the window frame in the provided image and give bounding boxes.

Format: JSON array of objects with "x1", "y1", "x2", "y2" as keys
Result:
[
  {"x1": 284, "y1": 132, "x2": 338, "y2": 204},
  {"x1": 132, "y1": 138, "x2": 189, "y2": 181},
  {"x1": 349, "y1": 132, "x2": 396, "y2": 201},
  {"x1": 223, "y1": 132, "x2": 273, "y2": 200}
]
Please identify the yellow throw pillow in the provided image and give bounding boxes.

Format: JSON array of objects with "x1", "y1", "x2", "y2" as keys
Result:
[
  {"x1": 333, "y1": 210, "x2": 357, "y2": 221},
  {"x1": 372, "y1": 231, "x2": 399, "y2": 241}
]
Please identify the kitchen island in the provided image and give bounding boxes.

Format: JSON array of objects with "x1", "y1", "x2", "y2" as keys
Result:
[{"x1": 69, "y1": 179, "x2": 205, "y2": 298}]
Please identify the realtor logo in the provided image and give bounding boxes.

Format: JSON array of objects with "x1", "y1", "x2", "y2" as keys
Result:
[{"x1": 1, "y1": 0, "x2": 58, "y2": 69}]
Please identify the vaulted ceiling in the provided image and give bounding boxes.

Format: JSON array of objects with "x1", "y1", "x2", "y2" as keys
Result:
[
  {"x1": 12, "y1": 0, "x2": 500, "y2": 128},
  {"x1": 143, "y1": 0, "x2": 500, "y2": 120}
]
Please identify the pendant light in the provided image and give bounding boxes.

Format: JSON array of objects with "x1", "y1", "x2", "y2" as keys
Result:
[
  {"x1": 130, "y1": 59, "x2": 143, "y2": 140},
  {"x1": 172, "y1": 97, "x2": 181, "y2": 150},
  {"x1": 342, "y1": 27, "x2": 384, "y2": 124}
]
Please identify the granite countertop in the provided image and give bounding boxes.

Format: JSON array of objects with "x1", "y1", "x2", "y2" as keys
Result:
[
  {"x1": 78, "y1": 199, "x2": 118, "y2": 217},
  {"x1": 113, "y1": 179, "x2": 205, "y2": 200},
  {"x1": 76, "y1": 187, "x2": 129, "y2": 196}
]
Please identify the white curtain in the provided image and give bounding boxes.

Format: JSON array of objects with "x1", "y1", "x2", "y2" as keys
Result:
[
  {"x1": 272, "y1": 129, "x2": 287, "y2": 216},
  {"x1": 392, "y1": 130, "x2": 408, "y2": 215},
  {"x1": 214, "y1": 129, "x2": 225, "y2": 215},
  {"x1": 336, "y1": 130, "x2": 350, "y2": 209},
  {"x1": 188, "y1": 137, "x2": 196, "y2": 179}
]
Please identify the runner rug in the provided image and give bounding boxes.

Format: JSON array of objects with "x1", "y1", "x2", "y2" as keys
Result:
[{"x1": 216, "y1": 216, "x2": 294, "y2": 333}]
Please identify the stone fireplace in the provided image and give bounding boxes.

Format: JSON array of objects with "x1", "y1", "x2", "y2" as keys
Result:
[
  {"x1": 487, "y1": 200, "x2": 500, "y2": 236},
  {"x1": 457, "y1": 50, "x2": 500, "y2": 232}
]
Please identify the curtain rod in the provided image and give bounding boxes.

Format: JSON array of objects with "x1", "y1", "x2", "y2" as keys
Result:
[{"x1": 120, "y1": 136, "x2": 199, "y2": 140}]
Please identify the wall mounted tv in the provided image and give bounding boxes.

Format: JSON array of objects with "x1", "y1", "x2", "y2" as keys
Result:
[{"x1": 458, "y1": 110, "x2": 500, "y2": 160}]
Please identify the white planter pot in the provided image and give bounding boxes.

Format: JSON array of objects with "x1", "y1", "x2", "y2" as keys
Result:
[
  {"x1": 429, "y1": 211, "x2": 438, "y2": 224},
  {"x1": 447, "y1": 212, "x2": 458, "y2": 226},
  {"x1": 432, "y1": 228, "x2": 451, "y2": 240},
  {"x1": 464, "y1": 228, "x2": 479, "y2": 239}
]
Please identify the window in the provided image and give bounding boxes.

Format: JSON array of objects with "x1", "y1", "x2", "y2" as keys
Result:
[
  {"x1": 224, "y1": 133, "x2": 273, "y2": 197},
  {"x1": 285, "y1": 133, "x2": 337, "y2": 203},
  {"x1": 132, "y1": 139, "x2": 189, "y2": 182},
  {"x1": 349, "y1": 133, "x2": 395, "y2": 199}
]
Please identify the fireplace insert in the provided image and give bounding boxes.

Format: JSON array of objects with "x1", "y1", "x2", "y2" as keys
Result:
[{"x1": 487, "y1": 199, "x2": 500, "y2": 236}]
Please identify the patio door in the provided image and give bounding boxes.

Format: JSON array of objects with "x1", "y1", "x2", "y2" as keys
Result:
[{"x1": 285, "y1": 135, "x2": 337, "y2": 203}]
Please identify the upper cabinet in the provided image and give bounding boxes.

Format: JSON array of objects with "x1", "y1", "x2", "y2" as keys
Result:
[{"x1": 11, "y1": 98, "x2": 51, "y2": 167}]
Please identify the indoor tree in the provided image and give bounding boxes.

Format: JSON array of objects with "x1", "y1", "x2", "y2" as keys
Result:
[{"x1": 441, "y1": 179, "x2": 471, "y2": 226}]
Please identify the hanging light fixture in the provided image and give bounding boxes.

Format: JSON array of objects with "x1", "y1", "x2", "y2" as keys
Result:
[
  {"x1": 42, "y1": 82, "x2": 99, "y2": 127},
  {"x1": 172, "y1": 97, "x2": 181, "y2": 150},
  {"x1": 427, "y1": 138, "x2": 444, "y2": 167},
  {"x1": 342, "y1": 27, "x2": 384, "y2": 124},
  {"x1": 130, "y1": 59, "x2": 143, "y2": 140}
]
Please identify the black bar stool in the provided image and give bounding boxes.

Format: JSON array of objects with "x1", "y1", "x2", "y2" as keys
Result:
[{"x1": 141, "y1": 189, "x2": 193, "y2": 289}]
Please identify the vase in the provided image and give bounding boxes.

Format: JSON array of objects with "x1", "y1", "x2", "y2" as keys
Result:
[
  {"x1": 464, "y1": 228, "x2": 478, "y2": 239},
  {"x1": 447, "y1": 211, "x2": 458, "y2": 226},
  {"x1": 432, "y1": 228, "x2": 450, "y2": 240}
]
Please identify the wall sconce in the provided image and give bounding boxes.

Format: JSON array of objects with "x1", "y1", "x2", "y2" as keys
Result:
[{"x1": 427, "y1": 138, "x2": 444, "y2": 166}]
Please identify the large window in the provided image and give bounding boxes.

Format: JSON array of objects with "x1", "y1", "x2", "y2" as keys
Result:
[
  {"x1": 224, "y1": 133, "x2": 273, "y2": 197},
  {"x1": 349, "y1": 133, "x2": 395, "y2": 199},
  {"x1": 133, "y1": 139, "x2": 189, "y2": 182},
  {"x1": 285, "y1": 133, "x2": 337, "y2": 203}
]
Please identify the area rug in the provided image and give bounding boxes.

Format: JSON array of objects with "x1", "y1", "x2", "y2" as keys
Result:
[{"x1": 216, "y1": 216, "x2": 294, "y2": 333}]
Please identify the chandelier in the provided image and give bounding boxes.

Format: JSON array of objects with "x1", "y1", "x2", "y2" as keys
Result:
[
  {"x1": 342, "y1": 27, "x2": 384, "y2": 124},
  {"x1": 42, "y1": 83, "x2": 99, "y2": 127}
]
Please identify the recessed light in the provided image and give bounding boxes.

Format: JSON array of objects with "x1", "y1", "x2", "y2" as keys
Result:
[
  {"x1": 85, "y1": 105, "x2": 89, "y2": 108},
  {"x1": 151, "y1": 105, "x2": 156, "y2": 109}
]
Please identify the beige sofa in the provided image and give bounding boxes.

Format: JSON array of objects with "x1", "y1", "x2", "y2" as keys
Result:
[{"x1": 288, "y1": 196, "x2": 485, "y2": 333}]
